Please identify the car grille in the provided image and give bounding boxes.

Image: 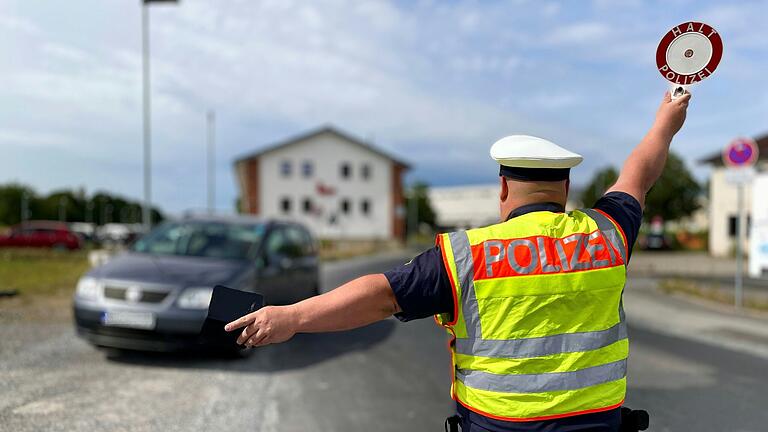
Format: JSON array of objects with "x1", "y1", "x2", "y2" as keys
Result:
[{"x1": 103, "y1": 285, "x2": 170, "y2": 304}]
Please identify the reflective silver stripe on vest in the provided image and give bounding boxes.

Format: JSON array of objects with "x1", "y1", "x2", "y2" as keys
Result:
[
  {"x1": 581, "y1": 208, "x2": 628, "y2": 324},
  {"x1": 456, "y1": 359, "x2": 627, "y2": 394},
  {"x1": 581, "y1": 208, "x2": 627, "y2": 265},
  {"x1": 455, "y1": 320, "x2": 627, "y2": 359},
  {"x1": 448, "y1": 231, "x2": 482, "y2": 339}
]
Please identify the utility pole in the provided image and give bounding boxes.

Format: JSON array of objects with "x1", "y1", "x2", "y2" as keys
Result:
[
  {"x1": 207, "y1": 110, "x2": 215, "y2": 214},
  {"x1": 141, "y1": 0, "x2": 179, "y2": 231},
  {"x1": 58, "y1": 197, "x2": 67, "y2": 222},
  {"x1": 735, "y1": 183, "x2": 745, "y2": 309},
  {"x1": 141, "y1": 2, "x2": 152, "y2": 231},
  {"x1": 20, "y1": 192, "x2": 29, "y2": 222},
  {"x1": 86, "y1": 200, "x2": 93, "y2": 224}
]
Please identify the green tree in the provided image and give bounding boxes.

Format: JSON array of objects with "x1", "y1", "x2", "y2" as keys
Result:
[
  {"x1": 579, "y1": 153, "x2": 700, "y2": 222},
  {"x1": 90, "y1": 192, "x2": 161, "y2": 225},
  {"x1": 35, "y1": 190, "x2": 85, "y2": 222},
  {"x1": 0, "y1": 184, "x2": 37, "y2": 225},
  {"x1": 406, "y1": 182, "x2": 436, "y2": 233},
  {"x1": 645, "y1": 152, "x2": 700, "y2": 222},
  {"x1": 580, "y1": 167, "x2": 619, "y2": 208},
  {"x1": 0, "y1": 183, "x2": 164, "y2": 226}
]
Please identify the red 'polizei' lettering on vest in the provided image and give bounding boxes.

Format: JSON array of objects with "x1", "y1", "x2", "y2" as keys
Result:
[{"x1": 471, "y1": 229, "x2": 624, "y2": 280}]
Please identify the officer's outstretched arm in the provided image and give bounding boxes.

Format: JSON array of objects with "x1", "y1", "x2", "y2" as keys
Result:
[
  {"x1": 607, "y1": 91, "x2": 691, "y2": 208},
  {"x1": 225, "y1": 274, "x2": 401, "y2": 348}
]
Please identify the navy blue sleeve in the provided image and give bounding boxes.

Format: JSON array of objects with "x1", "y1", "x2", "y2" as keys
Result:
[
  {"x1": 383, "y1": 246, "x2": 454, "y2": 322},
  {"x1": 592, "y1": 191, "x2": 643, "y2": 261}
]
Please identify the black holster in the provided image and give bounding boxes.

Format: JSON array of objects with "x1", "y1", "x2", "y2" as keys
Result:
[
  {"x1": 445, "y1": 415, "x2": 462, "y2": 432},
  {"x1": 620, "y1": 407, "x2": 649, "y2": 431}
]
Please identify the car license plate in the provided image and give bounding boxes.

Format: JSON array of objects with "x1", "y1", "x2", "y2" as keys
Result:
[{"x1": 101, "y1": 311, "x2": 156, "y2": 330}]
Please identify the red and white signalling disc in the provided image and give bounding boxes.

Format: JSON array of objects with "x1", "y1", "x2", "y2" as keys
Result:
[{"x1": 656, "y1": 22, "x2": 722, "y2": 86}]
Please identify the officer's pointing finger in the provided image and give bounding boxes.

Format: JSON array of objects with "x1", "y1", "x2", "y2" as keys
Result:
[{"x1": 225, "y1": 313, "x2": 253, "y2": 332}]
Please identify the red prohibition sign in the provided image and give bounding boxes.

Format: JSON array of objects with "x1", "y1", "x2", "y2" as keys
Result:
[
  {"x1": 722, "y1": 137, "x2": 759, "y2": 168},
  {"x1": 656, "y1": 22, "x2": 723, "y2": 86}
]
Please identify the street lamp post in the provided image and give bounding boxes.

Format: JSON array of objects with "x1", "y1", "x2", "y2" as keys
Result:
[
  {"x1": 20, "y1": 191, "x2": 29, "y2": 222},
  {"x1": 59, "y1": 197, "x2": 68, "y2": 222},
  {"x1": 207, "y1": 110, "x2": 215, "y2": 214},
  {"x1": 141, "y1": 2, "x2": 151, "y2": 231},
  {"x1": 141, "y1": 0, "x2": 178, "y2": 231}
]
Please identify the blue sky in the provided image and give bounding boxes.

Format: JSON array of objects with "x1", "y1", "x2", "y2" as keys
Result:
[{"x1": 1, "y1": 0, "x2": 766, "y2": 214}]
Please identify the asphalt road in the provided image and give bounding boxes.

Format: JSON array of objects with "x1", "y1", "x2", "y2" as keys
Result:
[{"x1": 1, "y1": 253, "x2": 767, "y2": 431}]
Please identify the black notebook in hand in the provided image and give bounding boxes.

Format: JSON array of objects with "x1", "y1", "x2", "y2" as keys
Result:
[{"x1": 200, "y1": 285, "x2": 263, "y2": 348}]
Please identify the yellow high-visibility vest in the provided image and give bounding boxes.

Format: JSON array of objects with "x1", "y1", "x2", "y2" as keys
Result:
[{"x1": 435, "y1": 208, "x2": 629, "y2": 421}]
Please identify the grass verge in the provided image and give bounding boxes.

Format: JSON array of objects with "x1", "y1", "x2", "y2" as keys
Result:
[
  {"x1": 659, "y1": 278, "x2": 768, "y2": 312},
  {"x1": 0, "y1": 248, "x2": 89, "y2": 297}
]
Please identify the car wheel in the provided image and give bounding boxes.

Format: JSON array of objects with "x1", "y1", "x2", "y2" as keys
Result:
[{"x1": 52, "y1": 243, "x2": 68, "y2": 251}]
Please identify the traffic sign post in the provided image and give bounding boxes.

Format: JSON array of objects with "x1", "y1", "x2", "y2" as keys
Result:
[
  {"x1": 722, "y1": 137, "x2": 760, "y2": 309},
  {"x1": 656, "y1": 21, "x2": 722, "y2": 99}
]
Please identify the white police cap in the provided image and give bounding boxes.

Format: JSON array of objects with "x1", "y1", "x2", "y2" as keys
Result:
[{"x1": 490, "y1": 135, "x2": 583, "y2": 169}]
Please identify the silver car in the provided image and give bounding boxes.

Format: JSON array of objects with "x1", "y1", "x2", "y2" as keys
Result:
[{"x1": 73, "y1": 215, "x2": 319, "y2": 352}]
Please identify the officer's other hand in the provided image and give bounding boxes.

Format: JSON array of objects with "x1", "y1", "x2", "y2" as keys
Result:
[
  {"x1": 224, "y1": 305, "x2": 298, "y2": 348},
  {"x1": 653, "y1": 90, "x2": 691, "y2": 137}
]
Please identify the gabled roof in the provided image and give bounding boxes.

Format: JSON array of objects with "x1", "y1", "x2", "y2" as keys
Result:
[
  {"x1": 699, "y1": 133, "x2": 768, "y2": 166},
  {"x1": 234, "y1": 125, "x2": 410, "y2": 169}
]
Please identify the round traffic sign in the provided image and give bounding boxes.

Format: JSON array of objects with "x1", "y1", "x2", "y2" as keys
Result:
[
  {"x1": 656, "y1": 22, "x2": 722, "y2": 86},
  {"x1": 723, "y1": 137, "x2": 759, "y2": 168}
]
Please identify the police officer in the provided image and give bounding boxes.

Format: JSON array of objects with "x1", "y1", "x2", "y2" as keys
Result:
[{"x1": 225, "y1": 91, "x2": 691, "y2": 431}]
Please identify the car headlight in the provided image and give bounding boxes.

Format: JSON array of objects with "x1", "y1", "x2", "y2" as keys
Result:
[
  {"x1": 76, "y1": 277, "x2": 101, "y2": 299},
  {"x1": 177, "y1": 287, "x2": 213, "y2": 309}
]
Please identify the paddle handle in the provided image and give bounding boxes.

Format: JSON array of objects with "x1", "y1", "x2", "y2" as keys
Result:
[{"x1": 670, "y1": 84, "x2": 689, "y2": 100}]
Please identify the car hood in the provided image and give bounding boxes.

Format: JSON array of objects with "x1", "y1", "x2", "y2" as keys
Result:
[{"x1": 88, "y1": 252, "x2": 248, "y2": 287}]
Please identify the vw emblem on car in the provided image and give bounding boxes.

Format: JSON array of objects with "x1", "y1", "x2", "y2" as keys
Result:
[{"x1": 125, "y1": 286, "x2": 142, "y2": 303}]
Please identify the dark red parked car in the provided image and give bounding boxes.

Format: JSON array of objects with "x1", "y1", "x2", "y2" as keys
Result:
[{"x1": 0, "y1": 221, "x2": 82, "y2": 250}]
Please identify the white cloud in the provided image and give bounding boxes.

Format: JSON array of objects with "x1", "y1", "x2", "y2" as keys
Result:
[
  {"x1": 546, "y1": 22, "x2": 612, "y2": 46},
  {"x1": 0, "y1": 13, "x2": 39, "y2": 35},
  {"x1": 0, "y1": 129, "x2": 75, "y2": 147}
]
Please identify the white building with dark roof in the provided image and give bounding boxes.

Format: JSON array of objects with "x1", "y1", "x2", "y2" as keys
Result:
[
  {"x1": 699, "y1": 133, "x2": 768, "y2": 259},
  {"x1": 234, "y1": 126, "x2": 409, "y2": 240}
]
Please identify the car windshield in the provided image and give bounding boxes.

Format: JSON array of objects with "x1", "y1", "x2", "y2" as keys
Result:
[{"x1": 133, "y1": 221, "x2": 265, "y2": 260}]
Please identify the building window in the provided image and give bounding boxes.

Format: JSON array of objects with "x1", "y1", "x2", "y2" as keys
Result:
[
  {"x1": 302, "y1": 161, "x2": 313, "y2": 178},
  {"x1": 303, "y1": 198, "x2": 313, "y2": 214},
  {"x1": 361, "y1": 199, "x2": 371, "y2": 215},
  {"x1": 281, "y1": 160, "x2": 292, "y2": 177},
  {"x1": 340, "y1": 162, "x2": 351, "y2": 179},
  {"x1": 728, "y1": 215, "x2": 752, "y2": 238},
  {"x1": 280, "y1": 197, "x2": 291, "y2": 214},
  {"x1": 361, "y1": 164, "x2": 371, "y2": 180},
  {"x1": 340, "y1": 199, "x2": 351, "y2": 215}
]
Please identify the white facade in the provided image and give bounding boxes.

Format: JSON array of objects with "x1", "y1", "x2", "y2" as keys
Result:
[
  {"x1": 429, "y1": 184, "x2": 499, "y2": 229},
  {"x1": 749, "y1": 173, "x2": 768, "y2": 277},
  {"x1": 707, "y1": 166, "x2": 767, "y2": 257},
  {"x1": 429, "y1": 183, "x2": 581, "y2": 230},
  {"x1": 236, "y1": 128, "x2": 407, "y2": 240}
]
